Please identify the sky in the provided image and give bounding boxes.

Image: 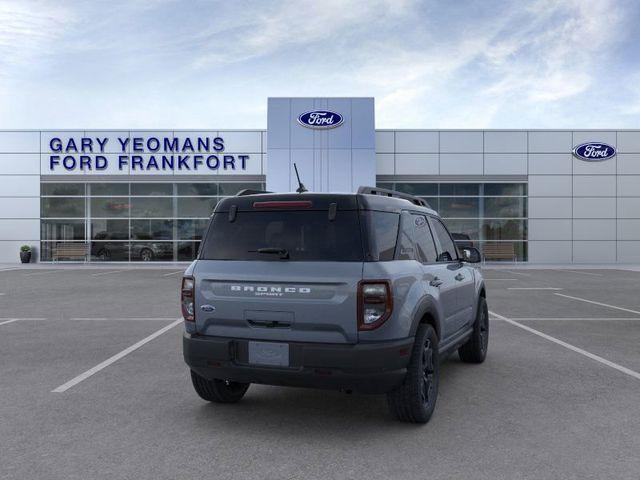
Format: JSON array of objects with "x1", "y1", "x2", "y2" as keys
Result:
[{"x1": 0, "y1": 0, "x2": 639, "y2": 129}]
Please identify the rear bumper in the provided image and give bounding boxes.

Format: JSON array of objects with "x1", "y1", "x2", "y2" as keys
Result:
[{"x1": 183, "y1": 333, "x2": 414, "y2": 394}]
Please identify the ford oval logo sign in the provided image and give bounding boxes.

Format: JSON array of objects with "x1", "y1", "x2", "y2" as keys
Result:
[
  {"x1": 572, "y1": 142, "x2": 616, "y2": 162},
  {"x1": 297, "y1": 110, "x2": 344, "y2": 129}
]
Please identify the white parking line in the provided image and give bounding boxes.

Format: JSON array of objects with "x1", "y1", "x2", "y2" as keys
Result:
[
  {"x1": 0, "y1": 292, "x2": 5, "y2": 295},
  {"x1": 484, "y1": 278, "x2": 519, "y2": 281},
  {"x1": 162, "y1": 270, "x2": 184, "y2": 277},
  {"x1": 51, "y1": 319, "x2": 182, "y2": 393},
  {"x1": 0, "y1": 267, "x2": 21, "y2": 272},
  {"x1": 490, "y1": 310, "x2": 640, "y2": 381},
  {"x1": 554, "y1": 293, "x2": 640, "y2": 316},
  {"x1": 509, "y1": 317, "x2": 640, "y2": 321},
  {"x1": 91, "y1": 270, "x2": 125, "y2": 277},
  {"x1": 69, "y1": 317, "x2": 179, "y2": 321},
  {"x1": 504, "y1": 270, "x2": 532, "y2": 277},
  {"x1": 508, "y1": 287, "x2": 563, "y2": 290},
  {"x1": 23, "y1": 271, "x2": 58, "y2": 276},
  {"x1": 551, "y1": 268, "x2": 602, "y2": 277},
  {"x1": 0, "y1": 318, "x2": 47, "y2": 323}
]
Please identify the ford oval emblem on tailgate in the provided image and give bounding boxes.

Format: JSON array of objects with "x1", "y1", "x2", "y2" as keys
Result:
[{"x1": 200, "y1": 304, "x2": 215, "y2": 312}]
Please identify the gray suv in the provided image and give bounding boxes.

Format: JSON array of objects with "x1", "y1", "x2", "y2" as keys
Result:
[{"x1": 182, "y1": 186, "x2": 488, "y2": 423}]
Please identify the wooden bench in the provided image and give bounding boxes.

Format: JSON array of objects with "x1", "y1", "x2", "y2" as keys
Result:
[
  {"x1": 482, "y1": 242, "x2": 517, "y2": 262},
  {"x1": 52, "y1": 243, "x2": 89, "y2": 262}
]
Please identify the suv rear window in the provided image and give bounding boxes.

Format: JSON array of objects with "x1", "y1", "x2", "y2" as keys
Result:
[{"x1": 200, "y1": 211, "x2": 364, "y2": 261}]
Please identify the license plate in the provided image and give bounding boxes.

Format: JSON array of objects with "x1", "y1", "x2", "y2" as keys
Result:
[{"x1": 248, "y1": 341, "x2": 289, "y2": 367}]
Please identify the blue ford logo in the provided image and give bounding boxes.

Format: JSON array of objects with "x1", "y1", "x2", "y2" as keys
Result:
[
  {"x1": 297, "y1": 110, "x2": 344, "y2": 129},
  {"x1": 573, "y1": 142, "x2": 616, "y2": 162}
]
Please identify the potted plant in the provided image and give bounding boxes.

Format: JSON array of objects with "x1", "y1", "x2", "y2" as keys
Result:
[{"x1": 20, "y1": 245, "x2": 32, "y2": 264}]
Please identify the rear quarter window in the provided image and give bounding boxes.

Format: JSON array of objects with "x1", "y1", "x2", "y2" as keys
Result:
[{"x1": 362, "y1": 211, "x2": 400, "y2": 261}]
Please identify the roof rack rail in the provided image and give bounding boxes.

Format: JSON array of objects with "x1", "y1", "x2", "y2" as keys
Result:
[
  {"x1": 357, "y1": 186, "x2": 431, "y2": 209},
  {"x1": 235, "y1": 189, "x2": 272, "y2": 196}
]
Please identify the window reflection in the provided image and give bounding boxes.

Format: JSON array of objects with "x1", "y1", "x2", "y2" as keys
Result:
[
  {"x1": 178, "y1": 241, "x2": 201, "y2": 260},
  {"x1": 130, "y1": 197, "x2": 172, "y2": 217},
  {"x1": 383, "y1": 182, "x2": 528, "y2": 261},
  {"x1": 177, "y1": 219, "x2": 209, "y2": 240},
  {"x1": 39, "y1": 181, "x2": 263, "y2": 262},
  {"x1": 41, "y1": 198, "x2": 85, "y2": 217},
  {"x1": 440, "y1": 183, "x2": 480, "y2": 196},
  {"x1": 91, "y1": 220, "x2": 128, "y2": 240},
  {"x1": 90, "y1": 183, "x2": 128, "y2": 196},
  {"x1": 177, "y1": 197, "x2": 217, "y2": 217},
  {"x1": 131, "y1": 183, "x2": 173, "y2": 196},
  {"x1": 41, "y1": 183, "x2": 84, "y2": 196},
  {"x1": 443, "y1": 219, "x2": 480, "y2": 240},
  {"x1": 218, "y1": 182, "x2": 262, "y2": 196},
  {"x1": 482, "y1": 220, "x2": 526, "y2": 240},
  {"x1": 131, "y1": 242, "x2": 174, "y2": 261},
  {"x1": 438, "y1": 198, "x2": 479, "y2": 218},
  {"x1": 484, "y1": 183, "x2": 527, "y2": 196},
  {"x1": 484, "y1": 197, "x2": 526, "y2": 218},
  {"x1": 41, "y1": 220, "x2": 85, "y2": 241},
  {"x1": 91, "y1": 197, "x2": 130, "y2": 218},
  {"x1": 131, "y1": 220, "x2": 173, "y2": 240},
  {"x1": 395, "y1": 183, "x2": 437, "y2": 196},
  {"x1": 91, "y1": 242, "x2": 130, "y2": 261},
  {"x1": 177, "y1": 183, "x2": 217, "y2": 196}
]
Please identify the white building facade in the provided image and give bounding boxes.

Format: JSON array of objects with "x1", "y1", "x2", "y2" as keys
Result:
[{"x1": 0, "y1": 97, "x2": 639, "y2": 264}]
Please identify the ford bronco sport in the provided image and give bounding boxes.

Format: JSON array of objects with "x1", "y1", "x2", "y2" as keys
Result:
[{"x1": 182, "y1": 186, "x2": 488, "y2": 423}]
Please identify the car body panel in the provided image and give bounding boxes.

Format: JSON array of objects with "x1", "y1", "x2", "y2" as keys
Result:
[
  {"x1": 182, "y1": 190, "x2": 485, "y2": 393},
  {"x1": 193, "y1": 260, "x2": 362, "y2": 344}
]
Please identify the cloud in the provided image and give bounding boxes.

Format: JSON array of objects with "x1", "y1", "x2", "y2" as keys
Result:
[
  {"x1": 372, "y1": 0, "x2": 632, "y2": 127},
  {"x1": 0, "y1": 0, "x2": 637, "y2": 128},
  {"x1": 0, "y1": 1, "x2": 74, "y2": 71},
  {"x1": 481, "y1": 0, "x2": 624, "y2": 101},
  {"x1": 191, "y1": 0, "x2": 417, "y2": 67}
]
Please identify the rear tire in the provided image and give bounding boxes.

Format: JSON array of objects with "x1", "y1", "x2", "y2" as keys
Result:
[
  {"x1": 458, "y1": 296, "x2": 489, "y2": 363},
  {"x1": 386, "y1": 324, "x2": 439, "y2": 423},
  {"x1": 190, "y1": 370, "x2": 250, "y2": 403}
]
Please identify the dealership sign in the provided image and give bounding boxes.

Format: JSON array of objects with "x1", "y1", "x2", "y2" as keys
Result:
[
  {"x1": 572, "y1": 142, "x2": 616, "y2": 162},
  {"x1": 46, "y1": 135, "x2": 250, "y2": 173},
  {"x1": 297, "y1": 110, "x2": 344, "y2": 129}
]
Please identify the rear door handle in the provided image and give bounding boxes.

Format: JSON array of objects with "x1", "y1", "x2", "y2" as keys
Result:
[
  {"x1": 430, "y1": 277, "x2": 443, "y2": 287},
  {"x1": 455, "y1": 273, "x2": 465, "y2": 281}
]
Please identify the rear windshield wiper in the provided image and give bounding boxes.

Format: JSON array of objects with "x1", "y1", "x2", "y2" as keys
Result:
[{"x1": 251, "y1": 247, "x2": 290, "y2": 260}]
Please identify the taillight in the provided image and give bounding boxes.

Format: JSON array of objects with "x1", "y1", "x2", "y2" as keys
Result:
[
  {"x1": 181, "y1": 276, "x2": 195, "y2": 322},
  {"x1": 358, "y1": 280, "x2": 393, "y2": 330}
]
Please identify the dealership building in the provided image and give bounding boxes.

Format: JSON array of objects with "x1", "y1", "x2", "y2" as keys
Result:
[{"x1": 1, "y1": 97, "x2": 639, "y2": 264}]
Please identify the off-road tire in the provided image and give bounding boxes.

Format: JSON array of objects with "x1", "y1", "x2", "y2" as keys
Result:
[
  {"x1": 458, "y1": 296, "x2": 489, "y2": 363},
  {"x1": 190, "y1": 370, "x2": 250, "y2": 403},
  {"x1": 386, "y1": 324, "x2": 439, "y2": 423}
]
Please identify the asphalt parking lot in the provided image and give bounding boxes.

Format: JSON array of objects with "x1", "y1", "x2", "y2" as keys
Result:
[{"x1": 1, "y1": 265, "x2": 640, "y2": 479}]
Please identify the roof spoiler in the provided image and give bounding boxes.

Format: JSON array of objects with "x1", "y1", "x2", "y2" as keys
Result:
[{"x1": 357, "y1": 186, "x2": 431, "y2": 209}]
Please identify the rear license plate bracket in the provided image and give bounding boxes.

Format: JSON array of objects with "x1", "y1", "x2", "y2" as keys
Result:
[{"x1": 248, "y1": 341, "x2": 290, "y2": 367}]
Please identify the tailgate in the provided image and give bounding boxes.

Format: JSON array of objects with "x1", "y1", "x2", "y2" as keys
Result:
[{"x1": 194, "y1": 260, "x2": 362, "y2": 344}]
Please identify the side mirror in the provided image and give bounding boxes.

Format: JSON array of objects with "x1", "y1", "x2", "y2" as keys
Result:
[{"x1": 460, "y1": 247, "x2": 481, "y2": 263}]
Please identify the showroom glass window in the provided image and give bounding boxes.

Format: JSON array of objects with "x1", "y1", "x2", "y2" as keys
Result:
[
  {"x1": 378, "y1": 182, "x2": 528, "y2": 261},
  {"x1": 40, "y1": 181, "x2": 264, "y2": 262}
]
